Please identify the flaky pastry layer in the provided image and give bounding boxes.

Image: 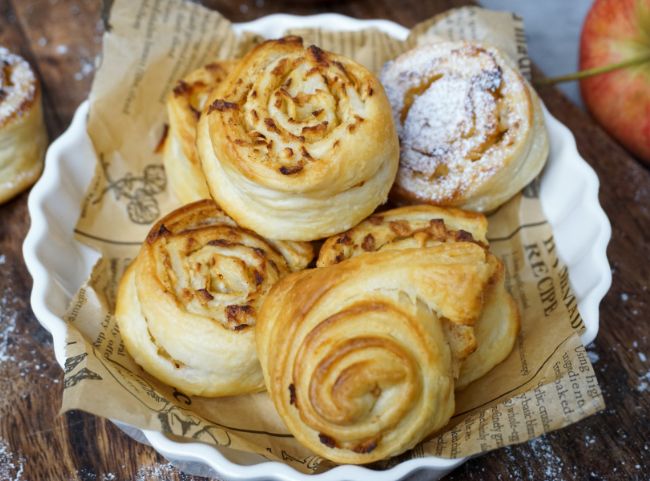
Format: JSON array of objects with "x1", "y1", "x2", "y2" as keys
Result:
[
  {"x1": 257, "y1": 243, "x2": 493, "y2": 463},
  {"x1": 319, "y1": 205, "x2": 519, "y2": 388},
  {"x1": 164, "y1": 61, "x2": 237, "y2": 204},
  {"x1": 0, "y1": 47, "x2": 47, "y2": 204},
  {"x1": 115, "y1": 200, "x2": 313, "y2": 397},
  {"x1": 197, "y1": 36, "x2": 399, "y2": 241}
]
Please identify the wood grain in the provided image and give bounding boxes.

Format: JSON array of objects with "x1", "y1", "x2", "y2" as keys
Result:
[{"x1": 0, "y1": 0, "x2": 648, "y2": 480}]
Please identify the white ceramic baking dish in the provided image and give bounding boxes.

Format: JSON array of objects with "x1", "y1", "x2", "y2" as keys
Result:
[{"x1": 23, "y1": 13, "x2": 611, "y2": 481}]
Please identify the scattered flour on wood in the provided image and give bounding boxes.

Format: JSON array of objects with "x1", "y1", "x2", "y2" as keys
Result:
[
  {"x1": 637, "y1": 372, "x2": 650, "y2": 393},
  {"x1": 504, "y1": 435, "x2": 573, "y2": 480},
  {"x1": 74, "y1": 57, "x2": 96, "y2": 81},
  {"x1": 73, "y1": 467, "x2": 97, "y2": 480},
  {"x1": 583, "y1": 434, "x2": 596, "y2": 447},
  {"x1": 0, "y1": 439, "x2": 25, "y2": 481},
  {"x1": 0, "y1": 288, "x2": 18, "y2": 364},
  {"x1": 66, "y1": 468, "x2": 118, "y2": 480},
  {"x1": 136, "y1": 463, "x2": 192, "y2": 481},
  {"x1": 528, "y1": 437, "x2": 569, "y2": 480},
  {"x1": 1, "y1": 275, "x2": 59, "y2": 417}
]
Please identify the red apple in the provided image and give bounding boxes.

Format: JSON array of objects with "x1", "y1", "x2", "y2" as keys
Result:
[{"x1": 579, "y1": 0, "x2": 650, "y2": 164}]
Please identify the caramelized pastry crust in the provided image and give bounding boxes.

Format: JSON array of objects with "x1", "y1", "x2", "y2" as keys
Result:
[
  {"x1": 164, "y1": 61, "x2": 237, "y2": 203},
  {"x1": 318, "y1": 204, "x2": 488, "y2": 267},
  {"x1": 197, "y1": 36, "x2": 399, "y2": 241},
  {"x1": 257, "y1": 243, "x2": 493, "y2": 463},
  {"x1": 319, "y1": 205, "x2": 519, "y2": 388},
  {"x1": 457, "y1": 255, "x2": 519, "y2": 389},
  {"x1": 115, "y1": 200, "x2": 314, "y2": 397},
  {"x1": 0, "y1": 47, "x2": 47, "y2": 204},
  {"x1": 381, "y1": 41, "x2": 549, "y2": 212}
]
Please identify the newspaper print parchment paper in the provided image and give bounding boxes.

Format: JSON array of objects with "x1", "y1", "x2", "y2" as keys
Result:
[{"x1": 63, "y1": 0, "x2": 604, "y2": 473}]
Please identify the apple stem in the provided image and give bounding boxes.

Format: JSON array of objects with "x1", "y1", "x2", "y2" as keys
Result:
[{"x1": 535, "y1": 52, "x2": 650, "y2": 85}]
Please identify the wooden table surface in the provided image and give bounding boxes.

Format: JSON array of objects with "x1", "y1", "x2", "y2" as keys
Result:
[{"x1": 0, "y1": 0, "x2": 648, "y2": 480}]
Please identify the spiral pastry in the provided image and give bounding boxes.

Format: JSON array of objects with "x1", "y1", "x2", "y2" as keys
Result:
[
  {"x1": 197, "y1": 36, "x2": 399, "y2": 241},
  {"x1": 0, "y1": 47, "x2": 47, "y2": 204},
  {"x1": 164, "y1": 61, "x2": 237, "y2": 203},
  {"x1": 381, "y1": 41, "x2": 549, "y2": 212},
  {"x1": 319, "y1": 205, "x2": 519, "y2": 386},
  {"x1": 115, "y1": 200, "x2": 314, "y2": 397},
  {"x1": 257, "y1": 243, "x2": 493, "y2": 463}
]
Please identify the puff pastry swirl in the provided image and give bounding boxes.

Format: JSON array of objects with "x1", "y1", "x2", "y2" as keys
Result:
[
  {"x1": 164, "y1": 61, "x2": 236, "y2": 203},
  {"x1": 0, "y1": 47, "x2": 47, "y2": 204},
  {"x1": 319, "y1": 205, "x2": 519, "y2": 389},
  {"x1": 257, "y1": 243, "x2": 492, "y2": 463},
  {"x1": 197, "y1": 36, "x2": 399, "y2": 241},
  {"x1": 115, "y1": 200, "x2": 314, "y2": 397},
  {"x1": 381, "y1": 41, "x2": 549, "y2": 212}
]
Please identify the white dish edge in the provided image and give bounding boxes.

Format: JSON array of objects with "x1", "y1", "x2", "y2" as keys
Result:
[{"x1": 22, "y1": 13, "x2": 612, "y2": 481}]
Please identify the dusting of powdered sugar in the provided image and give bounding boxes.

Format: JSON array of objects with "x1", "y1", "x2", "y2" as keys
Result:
[
  {"x1": 583, "y1": 434, "x2": 597, "y2": 447},
  {"x1": 74, "y1": 56, "x2": 97, "y2": 81},
  {"x1": 1, "y1": 281, "x2": 22, "y2": 418},
  {"x1": 0, "y1": 260, "x2": 59, "y2": 418},
  {"x1": 502, "y1": 435, "x2": 575, "y2": 480},
  {"x1": 0, "y1": 47, "x2": 36, "y2": 124},
  {"x1": 63, "y1": 468, "x2": 119, "y2": 480},
  {"x1": 0, "y1": 439, "x2": 26, "y2": 481},
  {"x1": 0, "y1": 284, "x2": 18, "y2": 364},
  {"x1": 136, "y1": 463, "x2": 192, "y2": 480},
  {"x1": 637, "y1": 371, "x2": 650, "y2": 393},
  {"x1": 381, "y1": 41, "x2": 528, "y2": 202},
  {"x1": 62, "y1": 463, "x2": 188, "y2": 480}
]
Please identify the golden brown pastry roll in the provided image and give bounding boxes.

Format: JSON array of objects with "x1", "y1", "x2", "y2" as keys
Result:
[
  {"x1": 319, "y1": 205, "x2": 519, "y2": 387},
  {"x1": 317, "y1": 205, "x2": 488, "y2": 267},
  {"x1": 0, "y1": 47, "x2": 47, "y2": 204},
  {"x1": 115, "y1": 200, "x2": 314, "y2": 397},
  {"x1": 197, "y1": 36, "x2": 399, "y2": 241},
  {"x1": 257, "y1": 243, "x2": 493, "y2": 463},
  {"x1": 456, "y1": 257, "x2": 519, "y2": 389},
  {"x1": 164, "y1": 61, "x2": 236, "y2": 203},
  {"x1": 380, "y1": 41, "x2": 549, "y2": 212}
]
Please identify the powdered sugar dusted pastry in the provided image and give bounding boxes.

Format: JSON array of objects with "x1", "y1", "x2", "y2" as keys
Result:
[
  {"x1": 164, "y1": 61, "x2": 236, "y2": 203},
  {"x1": 381, "y1": 41, "x2": 549, "y2": 212},
  {"x1": 0, "y1": 47, "x2": 47, "y2": 204},
  {"x1": 115, "y1": 200, "x2": 314, "y2": 397},
  {"x1": 197, "y1": 36, "x2": 399, "y2": 241}
]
